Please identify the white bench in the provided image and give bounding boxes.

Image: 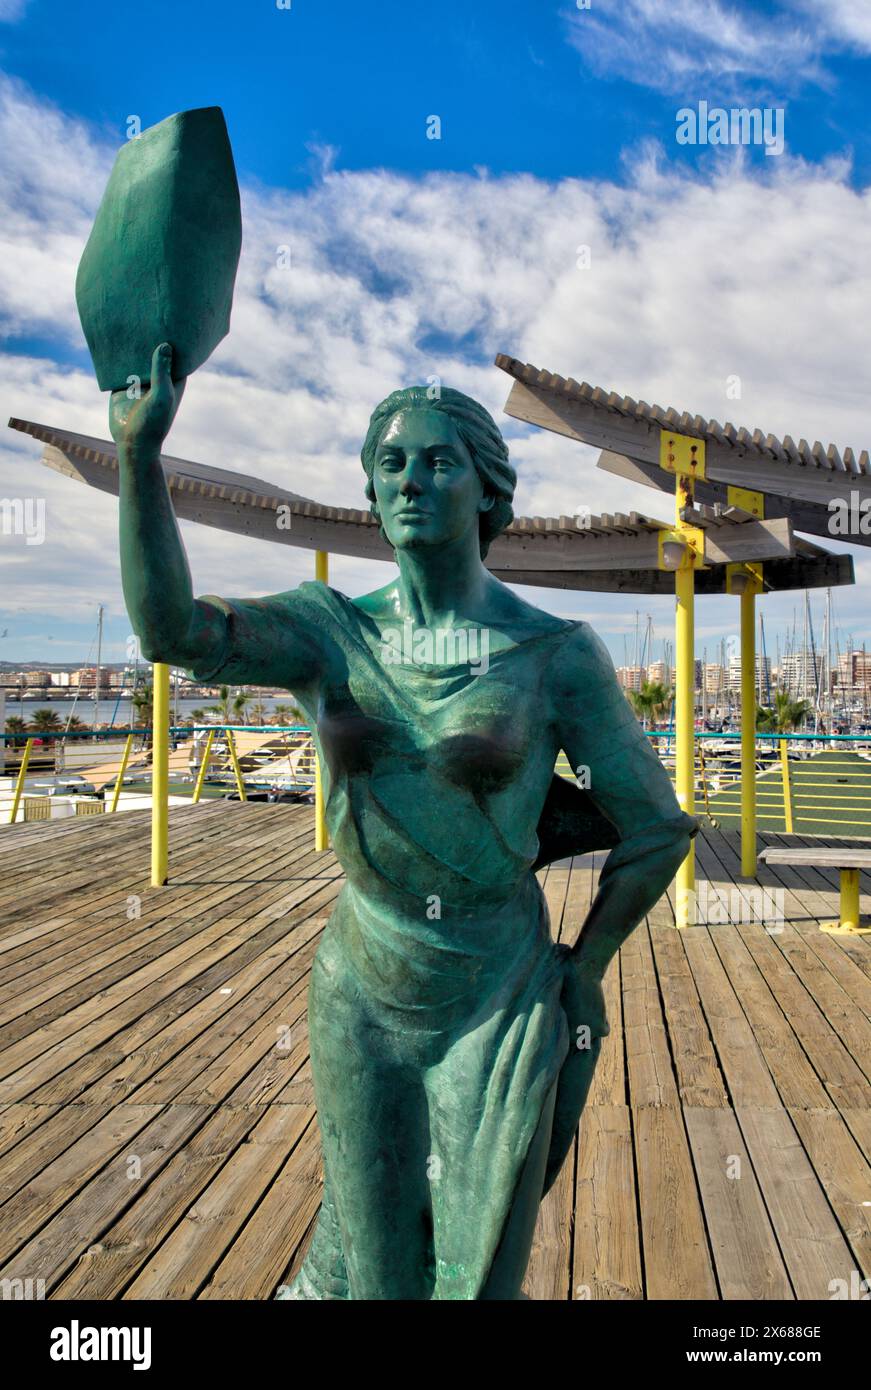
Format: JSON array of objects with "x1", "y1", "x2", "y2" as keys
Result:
[{"x1": 759, "y1": 846, "x2": 871, "y2": 936}]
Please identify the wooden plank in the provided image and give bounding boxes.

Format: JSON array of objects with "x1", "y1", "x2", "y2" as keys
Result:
[
  {"x1": 523, "y1": 1137, "x2": 574, "y2": 1301},
  {"x1": 736, "y1": 1107, "x2": 857, "y2": 1299},
  {"x1": 683, "y1": 1108, "x2": 792, "y2": 1299},
  {"x1": 3, "y1": 809, "x2": 867, "y2": 1303},
  {"x1": 0, "y1": 845, "x2": 340, "y2": 1099},
  {"x1": 633, "y1": 1105, "x2": 718, "y2": 1299},
  {"x1": 122, "y1": 1103, "x2": 313, "y2": 1298},
  {"x1": 621, "y1": 918, "x2": 680, "y2": 1108},
  {"x1": 0, "y1": 1103, "x2": 205, "y2": 1292},
  {"x1": 52, "y1": 1104, "x2": 274, "y2": 1298},
  {"x1": 0, "y1": 1103, "x2": 164, "y2": 1262},
  {"x1": 761, "y1": 847, "x2": 871, "y2": 869},
  {"x1": 199, "y1": 1121, "x2": 322, "y2": 1299},
  {"x1": 788, "y1": 1108, "x2": 871, "y2": 1281},
  {"x1": 647, "y1": 921, "x2": 729, "y2": 1108},
  {"x1": 572, "y1": 1104, "x2": 642, "y2": 1300}
]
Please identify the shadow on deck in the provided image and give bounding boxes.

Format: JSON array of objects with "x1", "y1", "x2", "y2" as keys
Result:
[{"x1": 0, "y1": 802, "x2": 868, "y2": 1300}]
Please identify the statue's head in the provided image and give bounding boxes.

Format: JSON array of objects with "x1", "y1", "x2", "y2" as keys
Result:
[{"x1": 360, "y1": 386, "x2": 516, "y2": 558}]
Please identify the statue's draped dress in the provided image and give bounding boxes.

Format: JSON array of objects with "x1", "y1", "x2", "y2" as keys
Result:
[{"x1": 191, "y1": 581, "x2": 689, "y2": 1300}]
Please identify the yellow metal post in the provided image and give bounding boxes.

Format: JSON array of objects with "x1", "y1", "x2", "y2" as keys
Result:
[
  {"x1": 109, "y1": 733, "x2": 134, "y2": 813},
  {"x1": 151, "y1": 662, "x2": 169, "y2": 887},
  {"x1": 225, "y1": 729, "x2": 247, "y2": 802},
  {"x1": 727, "y1": 561, "x2": 763, "y2": 878},
  {"x1": 660, "y1": 431, "x2": 706, "y2": 928},
  {"x1": 192, "y1": 727, "x2": 216, "y2": 804},
  {"x1": 727, "y1": 488, "x2": 765, "y2": 879},
  {"x1": 740, "y1": 585, "x2": 756, "y2": 876},
  {"x1": 8, "y1": 736, "x2": 33, "y2": 824},
  {"x1": 315, "y1": 549, "x2": 330, "y2": 851},
  {"x1": 840, "y1": 869, "x2": 861, "y2": 931},
  {"x1": 779, "y1": 737, "x2": 793, "y2": 834},
  {"x1": 675, "y1": 556, "x2": 695, "y2": 923},
  {"x1": 820, "y1": 867, "x2": 871, "y2": 936}
]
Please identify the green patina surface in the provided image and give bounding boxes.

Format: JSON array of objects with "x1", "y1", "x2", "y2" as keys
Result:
[
  {"x1": 78, "y1": 114, "x2": 693, "y2": 1297},
  {"x1": 76, "y1": 107, "x2": 241, "y2": 392}
]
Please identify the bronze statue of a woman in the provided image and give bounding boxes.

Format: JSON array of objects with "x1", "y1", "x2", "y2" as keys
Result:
[{"x1": 111, "y1": 343, "x2": 694, "y2": 1301}]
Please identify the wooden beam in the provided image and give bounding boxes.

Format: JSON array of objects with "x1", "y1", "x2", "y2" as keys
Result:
[
  {"x1": 493, "y1": 552, "x2": 854, "y2": 595},
  {"x1": 503, "y1": 377, "x2": 871, "y2": 509},
  {"x1": 596, "y1": 449, "x2": 860, "y2": 547}
]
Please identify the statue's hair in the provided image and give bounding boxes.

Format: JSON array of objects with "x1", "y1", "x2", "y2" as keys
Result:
[{"x1": 360, "y1": 386, "x2": 516, "y2": 558}]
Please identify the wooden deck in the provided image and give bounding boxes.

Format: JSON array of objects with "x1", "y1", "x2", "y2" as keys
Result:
[{"x1": 0, "y1": 801, "x2": 868, "y2": 1301}]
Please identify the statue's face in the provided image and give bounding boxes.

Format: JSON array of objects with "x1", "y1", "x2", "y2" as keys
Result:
[{"x1": 372, "y1": 408, "x2": 490, "y2": 551}]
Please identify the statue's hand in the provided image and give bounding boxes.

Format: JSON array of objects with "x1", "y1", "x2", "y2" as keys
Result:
[
  {"x1": 557, "y1": 948, "x2": 610, "y2": 1045},
  {"x1": 109, "y1": 342, "x2": 186, "y2": 454}
]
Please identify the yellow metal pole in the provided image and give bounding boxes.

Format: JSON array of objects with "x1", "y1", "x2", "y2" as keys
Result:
[
  {"x1": 192, "y1": 727, "x2": 216, "y2": 804},
  {"x1": 675, "y1": 555, "x2": 695, "y2": 924},
  {"x1": 8, "y1": 736, "x2": 33, "y2": 824},
  {"x1": 839, "y1": 869, "x2": 860, "y2": 932},
  {"x1": 151, "y1": 662, "x2": 169, "y2": 887},
  {"x1": 660, "y1": 432, "x2": 705, "y2": 929},
  {"x1": 109, "y1": 733, "x2": 133, "y2": 813},
  {"x1": 315, "y1": 549, "x2": 330, "y2": 851},
  {"x1": 740, "y1": 586, "x2": 757, "y2": 876},
  {"x1": 225, "y1": 729, "x2": 247, "y2": 802},
  {"x1": 821, "y1": 867, "x2": 870, "y2": 935},
  {"x1": 779, "y1": 737, "x2": 793, "y2": 834}
]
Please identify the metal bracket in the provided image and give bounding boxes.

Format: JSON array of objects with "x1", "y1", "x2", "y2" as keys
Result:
[
  {"x1": 659, "y1": 525, "x2": 706, "y2": 570},
  {"x1": 727, "y1": 485, "x2": 764, "y2": 518},
  {"x1": 726, "y1": 561, "x2": 763, "y2": 595},
  {"x1": 659, "y1": 431, "x2": 706, "y2": 481}
]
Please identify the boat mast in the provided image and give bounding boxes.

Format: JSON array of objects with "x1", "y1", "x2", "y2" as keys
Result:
[
  {"x1": 93, "y1": 604, "x2": 104, "y2": 731},
  {"x1": 760, "y1": 613, "x2": 771, "y2": 706}
]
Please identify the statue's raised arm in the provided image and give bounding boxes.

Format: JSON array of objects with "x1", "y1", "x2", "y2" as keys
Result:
[{"x1": 111, "y1": 341, "x2": 323, "y2": 693}]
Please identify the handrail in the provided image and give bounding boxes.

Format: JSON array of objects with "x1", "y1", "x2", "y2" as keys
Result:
[
  {"x1": 646, "y1": 730, "x2": 871, "y2": 743},
  {"x1": 0, "y1": 724, "x2": 313, "y2": 742}
]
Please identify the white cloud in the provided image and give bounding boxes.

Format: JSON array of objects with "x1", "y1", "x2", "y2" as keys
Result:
[
  {"x1": 790, "y1": 0, "x2": 871, "y2": 51},
  {"x1": 2, "y1": 76, "x2": 871, "y2": 661},
  {"x1": 0, "y1": 0, "x2": 30, "y2": 23},
  {"x1": 563, "y1": 0, "x2": 824, "y2": 95}
]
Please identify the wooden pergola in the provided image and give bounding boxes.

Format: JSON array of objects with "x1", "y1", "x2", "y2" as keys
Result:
[
  {"x1": 495, "y1": 354, "x2": 864, "y2": 920},
  {"x1": 7, "y1": 413, "x2": 856, "y2": 904}
]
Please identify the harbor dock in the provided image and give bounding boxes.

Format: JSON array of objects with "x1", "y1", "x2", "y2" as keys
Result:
[{"x1": 0, "y1": 801, "x2": 867, "y2": 1300}]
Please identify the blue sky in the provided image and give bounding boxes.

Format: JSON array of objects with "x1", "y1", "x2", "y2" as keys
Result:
[
  {"x1": 2, "y1": 0, "x2": 871, "y2": 669},
  {"x1": 5, "y1": 0, "x2": 871, "y2": 189}
]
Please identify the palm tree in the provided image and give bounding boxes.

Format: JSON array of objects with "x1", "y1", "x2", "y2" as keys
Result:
[
  {"x1": 66, "y1": 715, "x2": 86, "y2": 732},
  {"x1": 28, "y1": 708, "x2": 63, "y2": 747},
  {"x1": 29, "y1": 708, "x2": 62, "y2": 731},
  {"x1": 4, "y1": 714, "x2": 27, "y2": 747},
  {"x1": 756, "y1": 689, "x2": 811, "y2": 735},
  {"x1": 248, "y1": 698, "x2": 268, "y2": 727},
  {"x1": 207, "y1": 685, "x2": 233, "y2": 725},
  {"x1": 232, "y1": 690, "x2": 250, "y2": 726},
  {"x1": 189, "y1": 708, "x2": 209, "y2": 724},
  {"x1": 628, "y1": 679, "x2": 673, "y2": 730},
  {"x1": 272, "y1": 702, "x2": 304, "y2": 727},
  {"x1": 131, "y1": 682, "x2": 154, "y2": 746}
]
